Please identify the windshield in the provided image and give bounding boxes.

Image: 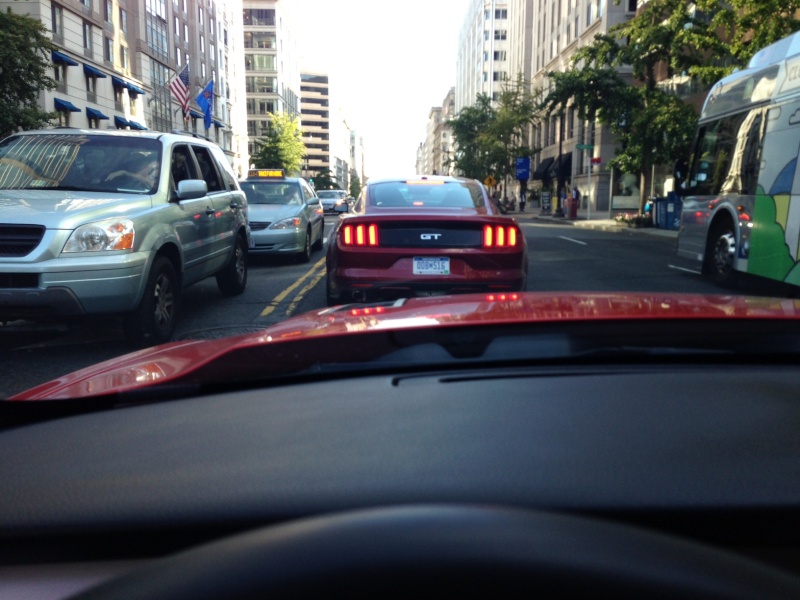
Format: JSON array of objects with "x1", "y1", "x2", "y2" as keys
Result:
[
  {"x1": 240, "y1": 181, "x2": 303, "y2": 205},
  {"x1": 0, "y1": 4, "x2": 798, "y2": 398},
  {"x1": 0, "y1": 134, "x2": 161, "y2": 194},
  {"x1": 8, "y1": 3, "x2": 800, "y2": 598}
]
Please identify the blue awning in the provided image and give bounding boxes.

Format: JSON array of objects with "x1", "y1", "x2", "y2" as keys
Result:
[
  {"x1": 86, "y1": 107, "x2": 109, "y2": 120},
  {"x1": 189, "y1": 109, "x2": 204, "y2": 119},
  {"x1": 128, "y1": 120, "x2": 147, "y2": 130},
  {"x1": 111, "y1": 76, "x2": 127, "y2": 89},
  {"x1": 212, "y1": 119, "x2": 224, "y2": 128},
  {"x1": 127, "y1": 83, "x2": 145, "y2": 96},
  {"x1": 54, "y1": 98, "x2": 80, "y2": 113},
  {"x1": 83, "y1": 64, "x2": 107, "y2": 78},
  {"x1": 114, "y1": 115, "x2": 130, "y2": 128},
  {"x1": 52, "y1": 50, "x2": 78, "y2": 66}
]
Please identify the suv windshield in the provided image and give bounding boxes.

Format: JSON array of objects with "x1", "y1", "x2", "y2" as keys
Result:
[{"x1": 0, "y1": 134, "x2": 162, "y2": 194}]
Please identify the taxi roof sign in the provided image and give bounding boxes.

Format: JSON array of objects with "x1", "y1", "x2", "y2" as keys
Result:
[{"x1": 248, "y1": 168, "x2": 285, "y2": 179}]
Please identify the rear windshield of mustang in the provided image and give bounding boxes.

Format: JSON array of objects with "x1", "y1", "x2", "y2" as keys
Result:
[{"x1": 369, "y1": 181, "x2": 484, "y2": 209}]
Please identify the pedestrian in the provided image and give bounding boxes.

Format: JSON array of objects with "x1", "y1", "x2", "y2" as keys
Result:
[{"x1": 519, "y1": 190, "x2": 526, "y2": 212}]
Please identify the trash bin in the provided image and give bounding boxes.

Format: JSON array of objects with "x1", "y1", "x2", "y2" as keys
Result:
[
  {"x1": 654, "y1": 197, "x2": 668, "y2": 229},
  {"x1": 665, "y1": 196, "x2": 682, "y2": 230},
  {"x1": 567, "y1": 196, "x2": 578, "y2": 219}
]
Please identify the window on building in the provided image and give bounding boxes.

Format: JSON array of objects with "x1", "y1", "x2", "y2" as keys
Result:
[
  {"x1": 175, "y1": 47, "x2": 181, "y2": 65},
  {"x1": 184, "y1": 24, "x2": 188, "y2": 42},
  {"x1": 51, "y1": 4, "x2": 63, "y2": 42},
  {"x1": 120, "y1": 45, "x2": 128, "y2": 70},
  {"x1": 244, "y1": 31, "x2": 276, "y2": 49},
  {"x1": 104, "y1": 37, "x2": 113, "y2": 63},
  {"x1": 120, "y1": 8, "x2": 127, "y2": 35},
  {"x1": 198, "y1": 6, "x2": 204, "y2": 26},
  {"x1": 494, "y1": 29, "x2": 507, "y2": 40},
  {"x1": 495, "y1": 9, "x2": 507, "y2": 19},
  {"x1": 244, "y1": 54, "x2": 276, "y2": 71},
  {"x1": 627, "y1": 0, "x2": 637, "y2": 11},
  {"x1": 83, "y1": 21, "x2": 93, "y2": 53},
  {"x1": 493, "y1": 50, "x2": 506, "y2": 61},
  {"x1": 54, "y1": 63, "x2": 67, "y2": 91},
  {"x1": 242, "y1": 9, "x2": 275, "y2": 26},
  {"x1": 104, "y1": 0, "x2": 112, "y2": 23},
  {"x1": 200, "y1": 35, "x2": 205, "y2": 54},
  {"x1": 80, "y1": 0, "x2": 91, "y2": 9}
]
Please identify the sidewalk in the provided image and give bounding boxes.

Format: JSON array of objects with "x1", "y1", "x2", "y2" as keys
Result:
[{"x1": 510, "y1": 206, "x2": 679, "y2": 238}]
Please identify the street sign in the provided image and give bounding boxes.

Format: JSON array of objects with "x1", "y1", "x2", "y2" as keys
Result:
[
  {"x1": 590, "y1": 157, "x2": 602, "y2": 164},
  {"x1": 515, "y1": 157, "x2": 531, "y2": 181},
  {"x1": 576, "y1": 144, "x2": 594, "y2": 150},
  {"x1": 484, "y1": 175, "x2": 497, "y2": 188}
]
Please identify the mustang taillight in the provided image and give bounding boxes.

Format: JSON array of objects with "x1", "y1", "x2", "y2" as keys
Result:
[
  {"x1": 342, "y1": 223, "x2": 379, "y2": 246},
  {"x1": 483, "y1": 224, "x2": 519, "y2": 247}
]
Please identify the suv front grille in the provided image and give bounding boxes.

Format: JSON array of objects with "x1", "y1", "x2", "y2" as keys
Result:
[{"x1": 0, "y1": 225, "x2": 46, "y2": 257}]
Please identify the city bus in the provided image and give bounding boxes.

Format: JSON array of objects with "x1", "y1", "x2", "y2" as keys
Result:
[{"x1": 676, "y1": 30, "x2": 800, "y2": 290}]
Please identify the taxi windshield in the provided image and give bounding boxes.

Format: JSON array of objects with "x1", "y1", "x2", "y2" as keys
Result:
[{"x1": 241, "y1": 181, "x2": 303, "y2": 205}]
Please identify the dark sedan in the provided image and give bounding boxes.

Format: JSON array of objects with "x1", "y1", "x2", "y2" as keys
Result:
[{"x1": 325, "y1": 176, "x2": 528, "y2": 305}]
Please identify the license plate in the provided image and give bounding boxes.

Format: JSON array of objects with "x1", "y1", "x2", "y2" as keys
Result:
[{"x1": 413, "y1": 257, "x2": 450, "y2": 275}]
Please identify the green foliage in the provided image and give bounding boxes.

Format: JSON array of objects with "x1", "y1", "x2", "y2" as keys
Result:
[
  {"x1": 0, "y1": 9, "x2": 57, "y2": 138},
  {"x1": 251, "y1": 112, "x2": 306, "y2": 175},
  {"x1": 349, "y1": 170, "x2": 362, "y2": 199},
  {"x1": 706, "y1": 0, "x2": 800, "y2": 73},
  {"x1": 312, "y1": 169, "x2": 336, "y2": 190},
  {"x1": 449, "y1": 76, "x2": 541, "y2": 182}
]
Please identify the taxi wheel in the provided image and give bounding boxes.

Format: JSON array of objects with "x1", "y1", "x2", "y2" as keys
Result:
[
  {"x1": 297, "y1": 228, "x2": 311, "y2": 263},
  {"x1": 124, "y1": 256, "x2": 179, "y2": 347},
  {"x1": 312, "y1": 222, "x2": 324, "y2": 251},
  {"x1": 217, "y1": 233, "x2": 248, "y2": 296}
]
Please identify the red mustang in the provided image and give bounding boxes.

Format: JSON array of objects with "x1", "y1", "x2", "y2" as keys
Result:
[{"x1": 325, "y1": 176, "x2": 528, "y2": 305}]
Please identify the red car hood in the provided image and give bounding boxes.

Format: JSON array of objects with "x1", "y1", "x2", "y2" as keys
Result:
[{"x1": 10, "y1": 292, "x2": 800, "y2": 400}]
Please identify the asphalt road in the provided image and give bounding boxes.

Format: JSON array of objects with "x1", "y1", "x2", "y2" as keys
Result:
[{"x1": 0, "y1": 220, "x2": 753, "y2": 398}]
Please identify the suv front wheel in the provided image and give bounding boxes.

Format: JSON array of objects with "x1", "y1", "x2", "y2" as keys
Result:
[
  {"x1": 124, "y1": 256, "x2": 180, "y2": 347},
  {"x1": 216, "y1": 233, "x2": 248, "y2": 296}
]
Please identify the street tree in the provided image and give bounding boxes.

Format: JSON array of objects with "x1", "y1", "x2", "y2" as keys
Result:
[
  {"x1": 0, "y1": 9, "x2": 57, "y2": 138},
  {"x1": 250, "y1": 111, "x2": 306, "y2": 175},
  {"x1": 705, "y1": 0, "x2": 800, "y2": 76},
  {"x1": 450, "y1": 78, "x2": 540, "y2": 194},
  {"x1": 311, "y1": 169, "x2": 336, "y2": 190},
  {"x1": 449, "y1": 94, "x2": 496, "y2": 180},
  {"x1": 349, "y1": 170, "x2": 362, "y2": 199}
]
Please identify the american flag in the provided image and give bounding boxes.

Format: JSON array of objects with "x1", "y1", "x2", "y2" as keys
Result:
[{"x1": 169, "y1": 64, "x2": 190, "y2": 114}]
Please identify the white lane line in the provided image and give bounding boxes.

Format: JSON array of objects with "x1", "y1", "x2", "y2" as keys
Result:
[
  {"x1": 558, "y1": 236, "x2": 587, "y2": 246},
  {"x1": 668, "y1": 264, "x2": 702, "y2": 275}
]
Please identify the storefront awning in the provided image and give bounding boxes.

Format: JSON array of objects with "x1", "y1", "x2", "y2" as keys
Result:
[
  {"x1": 128, "y1": 120, "x2": 147, "y2": 130},
  {"x1": 127, "y1": 83, "x2": 146, "y2": 96},
  {"x1": 83, "y1": 64, "x2": 107, "y2": 78},
  {"x1": 189, "y1": 109, "x2": 204, "y2": 119},
  {"x1": 111, "y1": 76, "x2": 127, "y2": 89},
  {"x1": 86, "y1": 107, "x2": 109, "y2": 120},
  {"x1": 531, "y1": 157, "x2": 554, "y2": 181},
  {"x1": 212, "y1": 119, "x2": 225, "y2": 128},
  {"x1": 548, "y1": 153, "x2": 573, "y2": 182},
  {"x1": 52, "y1": 50, "x2": 78, "y2": 66},
  {"x1": 114, "y1": 115, "x2": 130, "y2": 128},
  {"x1": 54, "y1": 98, "x2": 80, "y2": 112}
]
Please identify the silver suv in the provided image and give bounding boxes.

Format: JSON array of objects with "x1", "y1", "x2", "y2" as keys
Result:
[{"x1": 0, "y1": 129, "x2": 249, "y2": 346}]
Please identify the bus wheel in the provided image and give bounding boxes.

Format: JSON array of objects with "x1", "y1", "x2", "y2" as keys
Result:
[{"x1": 708, "y1": 224, "x2": 738, "y2": 287}]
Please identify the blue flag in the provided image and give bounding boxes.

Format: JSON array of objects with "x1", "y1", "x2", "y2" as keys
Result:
[{"x1": 196, "y1": 79, "x2": 214, "y2": 130}]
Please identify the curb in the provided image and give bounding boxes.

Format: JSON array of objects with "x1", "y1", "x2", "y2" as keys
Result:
[{"x1": 511, "y1": 211, "x2": 679, "y2": 238}]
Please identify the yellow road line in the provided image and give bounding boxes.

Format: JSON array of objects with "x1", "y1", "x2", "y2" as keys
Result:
[
  {"x1": 285, "y1": 267, "x2": 327, "y2": 317},
  {"x1": 260, "y1": 256, "x2": 326, "y2": 317}
]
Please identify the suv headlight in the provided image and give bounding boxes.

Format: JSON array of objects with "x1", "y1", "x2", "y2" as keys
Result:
[
  {"x1": 63, "y1": 218, "x2": 135, "y2": 253},
  {"x1": 269, "y1": 217, "x2": 302, "y2": 230}
]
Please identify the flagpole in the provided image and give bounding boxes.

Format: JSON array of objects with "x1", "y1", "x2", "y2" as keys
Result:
[{"x1": 147, "y1": 67, "x2": 185, "y2": 106}]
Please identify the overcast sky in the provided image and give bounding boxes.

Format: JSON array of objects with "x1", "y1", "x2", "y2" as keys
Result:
[{"x1": 293, "y1": 0, "x2": 471, "y2": 179}]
